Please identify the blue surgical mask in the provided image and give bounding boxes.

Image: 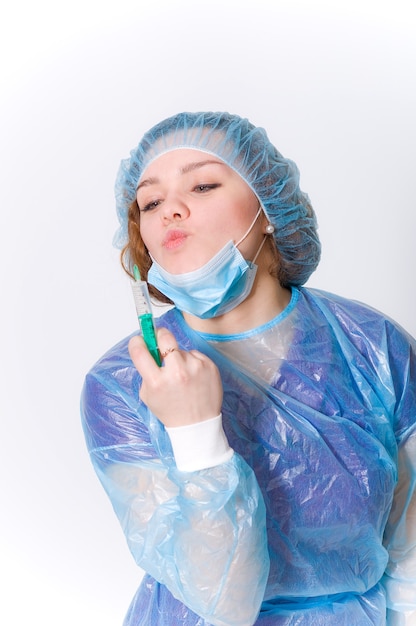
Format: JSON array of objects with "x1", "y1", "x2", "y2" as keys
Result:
[{"x1": 147, "y1": 207, "x2": 266, "y2": 319}]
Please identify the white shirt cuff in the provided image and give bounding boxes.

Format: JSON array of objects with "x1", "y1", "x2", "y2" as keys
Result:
[{"x1": 165, "y1": 414, "x2": 234, "y2": 472}]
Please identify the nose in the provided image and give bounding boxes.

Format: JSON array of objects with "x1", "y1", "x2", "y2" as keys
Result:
[{"x1": 161, "y1": 194, "x2": 190, "y2": 222}]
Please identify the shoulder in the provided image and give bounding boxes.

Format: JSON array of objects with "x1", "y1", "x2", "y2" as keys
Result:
[
  {"x1": 84, "y1": 307, "x2": 181, "y2": 383},
  {"x1": 300, "y1": 287, "x2": 414, "y2": 341},
  {"x1": 298, "y1": 286, "x2": 416, "y2": 384},
  {"x1": 300, "y1": 287, "x2": 416, "y2": 435},
  {"x1": 81, "y1": 307, "x2": 187, "y2": 408},
  {"x1": 80, "y1": 307, "x2": 187, "y2": 454},
  {"x1": 301, "y1": 286, "x2": 386, "y2": 319}
]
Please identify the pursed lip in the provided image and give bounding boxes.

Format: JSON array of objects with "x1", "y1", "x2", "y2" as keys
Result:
[{"x1": 162, "y1": 229, "x2": 188, "y2": 250}]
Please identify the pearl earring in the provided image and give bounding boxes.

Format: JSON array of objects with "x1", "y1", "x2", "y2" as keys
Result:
[{"x1": 265, "y1": 223, "x2": 275, "y2": 234}]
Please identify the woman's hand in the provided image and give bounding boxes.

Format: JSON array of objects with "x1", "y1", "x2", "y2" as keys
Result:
[{"x1": 128, "y1": 327, "x2": 223, "y2": 428}]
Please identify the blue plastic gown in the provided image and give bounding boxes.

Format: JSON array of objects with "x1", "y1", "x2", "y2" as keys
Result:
[{"x1": 81, "y1": 288, "x2": 416, "y2": 625}]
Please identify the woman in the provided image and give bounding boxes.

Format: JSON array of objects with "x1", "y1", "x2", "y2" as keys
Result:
[{"x1": 81, "y1": 112, "x2": 416, "y2": 625}]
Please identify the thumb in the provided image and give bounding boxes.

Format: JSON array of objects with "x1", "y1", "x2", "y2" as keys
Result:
[{"x1": 128, "y1": 335, "x2": 160, "y2": 377}]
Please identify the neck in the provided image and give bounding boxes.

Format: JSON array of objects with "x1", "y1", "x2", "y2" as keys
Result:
[{"x1": 182, "y1": 271, "x2": 291, "y2": 335}]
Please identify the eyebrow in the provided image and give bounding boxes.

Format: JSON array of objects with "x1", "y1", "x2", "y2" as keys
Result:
[
  {"x1": 137, "y1": 159, "x2": 225, "y2": 190},
  {"x1": 180, "y1": 159, "x2": 224, "y2": 174}
]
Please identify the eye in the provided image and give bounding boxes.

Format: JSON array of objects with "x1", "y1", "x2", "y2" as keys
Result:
[
  {"x1": 139, "y1": 199, "x2": 162, "y2": 212},
  {"x1": 193, "y1": 183, "x2": 220, "y2": 193}
]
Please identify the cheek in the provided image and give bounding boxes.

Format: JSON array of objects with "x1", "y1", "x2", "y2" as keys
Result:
[{"x1": 137, "y1": 218, "x2": 154, "y2": 251}]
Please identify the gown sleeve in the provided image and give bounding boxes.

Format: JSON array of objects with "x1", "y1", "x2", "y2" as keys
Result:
[
  {"x1": 381, "y1": 323, "x2": 416, "y2": 625},
  {"x1": 80, "y1": 360, "x2": 270, "y2": 626}
]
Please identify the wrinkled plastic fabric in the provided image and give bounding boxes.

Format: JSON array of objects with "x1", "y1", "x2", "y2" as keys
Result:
[
  {"x1": 80, "y1": 288, "x2": 416, "y2": 625},
  {"x1": 113, "y1": 111, "x2": 321, "y2": 287}
]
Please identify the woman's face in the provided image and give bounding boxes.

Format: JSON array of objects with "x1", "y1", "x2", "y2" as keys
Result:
[{"x1": 136, "y1": 148, "x2": 267, "y2": 274}]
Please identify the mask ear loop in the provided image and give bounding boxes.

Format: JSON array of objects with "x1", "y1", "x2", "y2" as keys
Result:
[
  {"x1": 252, "y1": 235, "x2": 268, "y2": 264},
  {"x1": 236, "y1": 205, "x2": 275, "y2": 263},
  {"x1": 235, "y1": 205, "x2": 263, "y2": 247}
]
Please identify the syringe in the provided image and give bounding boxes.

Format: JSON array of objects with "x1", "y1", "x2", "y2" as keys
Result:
[{"x1": 131, "y1": 265, "x2": 162, "y2": 366}]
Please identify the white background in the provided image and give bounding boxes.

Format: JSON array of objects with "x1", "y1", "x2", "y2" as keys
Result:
[{"x1": 1, "y1": 1, "x2": 415, "y2": 624}]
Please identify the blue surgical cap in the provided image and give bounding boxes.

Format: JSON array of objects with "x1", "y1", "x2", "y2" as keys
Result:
[{"x1": 114, "y1": 112, "x2": 321, "y2": 286}]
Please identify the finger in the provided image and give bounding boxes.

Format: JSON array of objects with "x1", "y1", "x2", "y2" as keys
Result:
[
  {"x1": 187, "y1": 349, "x2": 210, "y2": 362},
  {"x1": 156, "y1": 327, "x2": 180, "y2": 360},
  {"x1": 128, "y1": 335, "x2": 160, "y2": 378}
]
